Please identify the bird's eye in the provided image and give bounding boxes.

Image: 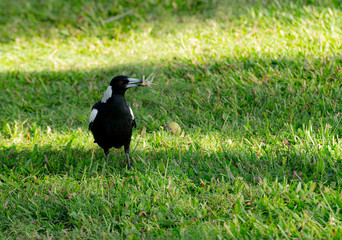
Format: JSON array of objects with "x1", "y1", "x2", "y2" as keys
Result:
[{"x1": 119, "y1": 81, "x2": 123, "y2": 85}]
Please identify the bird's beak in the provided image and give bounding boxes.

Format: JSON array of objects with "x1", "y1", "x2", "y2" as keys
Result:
[{"x1": 126, "y1": 78, "x2": 143, "y2": 88}]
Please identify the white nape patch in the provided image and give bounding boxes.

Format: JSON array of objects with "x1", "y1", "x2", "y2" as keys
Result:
[
  {"x1": 129, "y1": 107, "x2": 135, "y2": 120},
  {"x1": 89, "y1": 109, "x2": 98, "y2": 123},
  {"x1": 101, "y1": 86, "x2": 112, "y2": 103}
]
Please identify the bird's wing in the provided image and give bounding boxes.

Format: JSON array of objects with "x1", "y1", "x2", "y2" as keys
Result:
[
  {"x1": 127, "y1": 103, "x2": 136, "y2": 128},
  {"x1": 132, "y1": 118, "x2": 136, "y2": 128},
  {"x1": 89, "y1": 102, "x2": 101, "y2": 130}
]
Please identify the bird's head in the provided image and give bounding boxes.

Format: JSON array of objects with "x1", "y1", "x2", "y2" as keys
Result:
[
  {"x1": 110, "y1": 75, "x2": 143, "y2": 91},
  {"x1": 101, "y1": 75, "x2": 143, "y2": 103}
]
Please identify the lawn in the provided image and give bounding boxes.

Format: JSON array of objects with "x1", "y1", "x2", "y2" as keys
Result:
[{"x1": 1, "y1": 0, "x2": 342, "y2": 239}]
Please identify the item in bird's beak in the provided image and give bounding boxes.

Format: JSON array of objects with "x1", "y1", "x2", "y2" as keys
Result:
[{"x1": 141, "y1": 73, "x2": 154, "y2": 87}]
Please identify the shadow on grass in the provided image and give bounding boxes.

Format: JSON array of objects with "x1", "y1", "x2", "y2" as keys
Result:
[
  {"x1": 1, "y1": 0, "x2": 341, "y2": 43},
  {"x1": 1, "y1": 54, "x2": 341, "y2": 133},
  {"x1": 1, "y1": 142, "x2": 340, "y2": 239},
  {"x1": 0, "y1": 0, "x2": 219, "y2": 43},
  {"x1": 1, "y1": 138, "x2": 340, "y2": 185}
]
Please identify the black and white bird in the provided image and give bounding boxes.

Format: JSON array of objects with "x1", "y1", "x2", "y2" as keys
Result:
[{"x1": 89, "y1": 75, "x2": 145, "y2": 170}]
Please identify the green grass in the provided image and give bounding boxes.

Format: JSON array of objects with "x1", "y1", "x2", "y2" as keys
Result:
[{"x1": 1, "y1": 0, "x2": 342, "y2": 238}]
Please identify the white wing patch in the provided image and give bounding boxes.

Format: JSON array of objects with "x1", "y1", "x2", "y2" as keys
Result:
[
  {"x1": 101, "y1": 86, "x2": 112, "y2": 103},
  {"x1": 129, "y1": 107, "x2": 134, "y2": 120},
  {"x1": 89, "y1": 108, "x2": 98, "y2": 123}
]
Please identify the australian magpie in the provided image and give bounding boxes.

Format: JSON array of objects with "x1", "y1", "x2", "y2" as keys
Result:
[{"x1": 89, "y1": 75, "x2": 145, "y2": 170}]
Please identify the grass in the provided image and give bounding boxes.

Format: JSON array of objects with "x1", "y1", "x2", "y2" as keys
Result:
[{"x1": 1, "y1": 0, "x2": 342, "y2": 238}]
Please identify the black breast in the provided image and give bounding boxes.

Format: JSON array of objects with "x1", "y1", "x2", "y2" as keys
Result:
[{"x1": 90, "y1": 96, "x2": 133, "y2": 150}]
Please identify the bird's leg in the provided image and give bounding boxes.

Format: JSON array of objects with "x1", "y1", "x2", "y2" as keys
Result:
[
  {"x1": 124, "y1": 144, "x2": 131, "y2": 170},
  {"x1": 104, "y1": 149, "x2": 109, "y2": 164}
]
